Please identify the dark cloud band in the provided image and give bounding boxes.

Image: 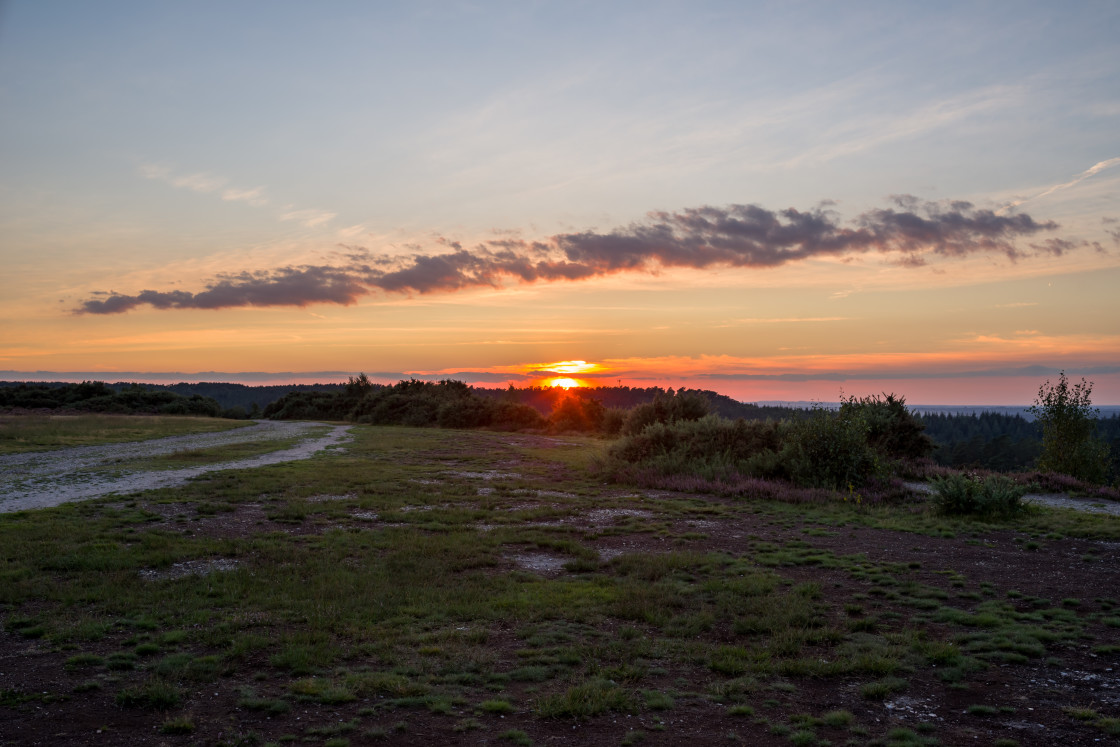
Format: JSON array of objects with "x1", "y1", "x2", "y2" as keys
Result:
[{"x1": 76, "y1": 196, "x2": 1058, "y2": 314}]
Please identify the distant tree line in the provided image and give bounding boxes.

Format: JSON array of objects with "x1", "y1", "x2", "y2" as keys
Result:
[
  {"x1": 917, "y1": 411, "x2": 1120, "y2": 477},
  {"x1": 265, "y1": 377, "x2": 554, "y2": 430},
  {"x1": 261, "y1": 377, "x2": 786, "y2": 435},
  {"x1": 0, "y1": 380, "x2": 348, "y2": 419},
  {"x1": 471, "y1": 384, "x2": 795, "y2": 421},
  {"x1": 0, "y1": 381, "x2": 225, "y2": 417}
]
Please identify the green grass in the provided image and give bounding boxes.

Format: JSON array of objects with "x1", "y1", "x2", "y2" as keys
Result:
[
  {"x1": 114, "y1": 677, "x2": 181, "y2": 709},
  {"x1": 535, "y1": 678, "x2": 634, "y2": 718},
  {"x1": 159, "y1": 716, "x2": 196, "y2": 734},
  {"x1": 0, "y1": 413, "x2": 249, "y2": 453}
]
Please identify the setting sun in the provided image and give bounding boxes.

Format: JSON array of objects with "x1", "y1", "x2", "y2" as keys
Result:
[{"x1": 549, "y1": 377, "x2": 581, "y2": 389}]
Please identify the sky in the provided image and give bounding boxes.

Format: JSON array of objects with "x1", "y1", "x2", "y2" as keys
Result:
[{"x1": 1, "y1": 1, "x2": 1118, "y2": 405}]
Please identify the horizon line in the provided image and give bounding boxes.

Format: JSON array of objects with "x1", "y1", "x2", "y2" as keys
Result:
[{"x1": 4, "y1": 370, "x2": 1120, "y2": 409}]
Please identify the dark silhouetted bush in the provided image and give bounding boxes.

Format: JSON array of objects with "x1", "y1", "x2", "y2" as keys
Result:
[
  {"x1": 549, "y1": 395, "x2": 605, "y2": 432},
  {"x1": 932, "y1": 473, "x2": 1026, "y2": 517},
  {"x1": 840, "y1": 393, "x2": 934, "y2": 461}
]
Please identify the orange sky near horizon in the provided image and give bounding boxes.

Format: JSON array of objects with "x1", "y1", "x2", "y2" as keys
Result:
[
  {"x1": 2, "y1": 3, "x2": 1118, "y2": 406},
  {"x1": 3, "y1": 261, "x2": 1120, "y2": 405}
]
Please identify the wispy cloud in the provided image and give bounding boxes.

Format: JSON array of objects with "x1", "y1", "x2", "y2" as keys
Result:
[
  {"x1": 280, "y1": 208, "x2": 337, "y2": 228},
  {"x1": 139, "y1": 162, "x2": 335, "y2": 224},
  {"x1": 777, "y1": 85, "x2": 1021, "y2": 169},
  {"x1": 140, "y1": 163, "x2": 226, "y2": 193},
  {"x1": 75, "y1": 195, "x2": 1060, "y2": 314},
  {"x1": 336, "y1": 224, "x2": 368, "y2": 239},
  {"x1": 222, "y1": 187, "x2": 268, "y2": 206},
  {"x1": 171, "y1": 173, "x2": 226, "y2": 193},
  {"x1": 1001, "y1": 157, "x2": 1120, "y2": 212}
]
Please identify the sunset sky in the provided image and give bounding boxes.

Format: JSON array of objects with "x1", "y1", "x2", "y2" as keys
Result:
[{"x1": 2, "y1": 1, "x2": 1118, "y2": 404}]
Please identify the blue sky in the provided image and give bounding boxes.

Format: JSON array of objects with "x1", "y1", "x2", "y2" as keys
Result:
[{"x1": 2, "y1": 1, "x2": 1118, "y2": 403}]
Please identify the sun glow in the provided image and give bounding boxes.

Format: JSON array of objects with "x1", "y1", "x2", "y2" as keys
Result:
[
  {"x1": 549, "y1": 377, "x2": 581, "y2": 389},
  {"x1": 538, "y1": 360, "x2": 598, "y2": 375}
]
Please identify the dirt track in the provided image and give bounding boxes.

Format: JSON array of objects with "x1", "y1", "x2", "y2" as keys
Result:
[{"x1": 0, "y1": 421, "x2": 352, "y2": 513}]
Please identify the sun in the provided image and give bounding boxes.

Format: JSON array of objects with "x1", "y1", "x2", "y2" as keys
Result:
[{"x1": 549, "y1": 377, "x2": 581, "y2": 389}]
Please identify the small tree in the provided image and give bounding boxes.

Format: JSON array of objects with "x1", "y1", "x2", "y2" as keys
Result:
[{"x1": 1028, "y1": 371, "x2": 1110, "y2": 483}]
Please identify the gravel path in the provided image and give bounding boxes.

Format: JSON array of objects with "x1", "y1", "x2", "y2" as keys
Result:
[
  {"x1": 0, "y1": 421, "x2": 352, "y2": 513},
  {"x1": 1022, "y1": 492, "x2": 1120, "y2": 516}
]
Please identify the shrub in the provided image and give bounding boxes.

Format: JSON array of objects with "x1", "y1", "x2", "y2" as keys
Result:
[
  {"x1": 932, "y1": 474, "x2": 1026, "y2": 518},
  {"x1": 840, "y1": 393, "x2": 934, "y2": 460},
  {"x1": 437, "y1": 397, "x2": 495, "y2": 429},
  {"x1": 781, "y1": 407, "x2": 883, "y2": 489},
  {"x1": 549, "y1": 395, "x2": 605, "y2": 432},
  {"x1": 490, "y1": 400, "x2": 547, "y2": 430},
  {"x1": 620, "y1": 391, "x2": 710, "y2": 436},
  {"x1": 608, "y1": 416, "x2": 782, "y2": 480},
  {"x1": 600, "y1": 407, "x2": 626, "y2": 436}
]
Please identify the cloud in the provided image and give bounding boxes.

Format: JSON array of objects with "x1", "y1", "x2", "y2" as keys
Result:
[
  {"x1": 280, "y1": 208, "x2": 337, "y2": 228},
  {"x1": 76, "y1": 196, "x2": 1060, "y2": 314},
  {"x1": 1002, "y1": 156, "x2": 1120, "y2": 212},
  {"x1": 77, "y1": 267, "x2": 369, "y2": 314},
  {"x1": 222, "y1": 187, "x2": 268, "y2": 206},
  {"x1": 140, "y1": 162, "x2": 324, "y2": 218},
  {"x1": 170, "y1": 173, "x2": 227, "y2": 193},
  {"x1": 552, "y1": 197, "x2": 1055, "y2": 272}
]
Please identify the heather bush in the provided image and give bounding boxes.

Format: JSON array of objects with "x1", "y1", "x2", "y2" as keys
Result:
[
  {"x1": 931, "y1": 473, "x2": 1026, "y2": 517},
  {"x1": 609, "y1": 415, "x2": 782, "y2": 480},
  {"x1": 436, "y1": 397, "x2": 495, "y2": 429},
  {"x1": 780, "y1": 407, "x2": 884, "y2": 489},
  {"x1": 840, "y1": 393, "x2": 934, "y2": 460},
  {"x1": 600, "y1": 407, "x2": 626, "y2": 436},
  {"x1": 488, "y1": 400, "x2": 547, "y2": 430},
  {"x1": 607, "y1": 406, "x2": 895, "y2": 490}
]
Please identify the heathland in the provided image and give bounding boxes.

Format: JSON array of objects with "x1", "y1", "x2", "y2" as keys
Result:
[{"x1": 0, "y1": 381, "x2": 1118, "y2": 745}]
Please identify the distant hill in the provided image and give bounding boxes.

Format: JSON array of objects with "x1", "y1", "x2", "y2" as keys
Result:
[
  {"x1": 472, "y1": 385, "x2": 802, "y2": 421},
  {"x1": 0, "y1": 380, "x2": 347, "y2": 413}
]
